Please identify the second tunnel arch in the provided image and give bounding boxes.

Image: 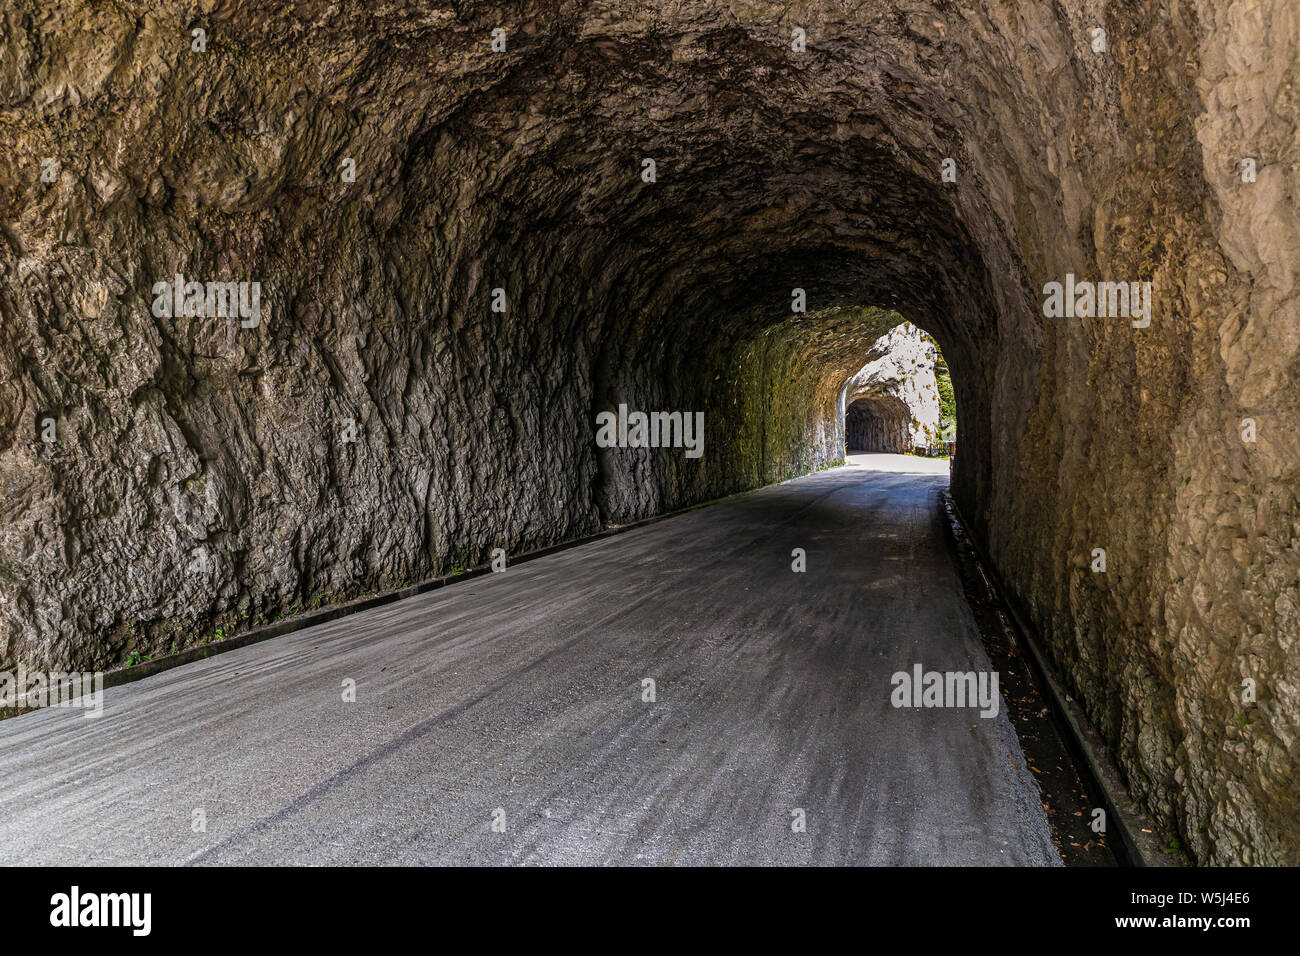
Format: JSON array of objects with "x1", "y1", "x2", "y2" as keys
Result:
[{"x1": 846, "y1": 395, "x2": 912, "y2": 453}]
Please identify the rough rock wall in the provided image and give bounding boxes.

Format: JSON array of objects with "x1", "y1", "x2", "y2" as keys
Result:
[
  {"x1": 0, "y1": 1, "x2": 1296, "y2": 863},
  {"x1": 983, "y1": 1, "x2": 1300, "y2": 866},
  {"x1": 0, "y1": 1, "x2": 904, "y2": 668},
  {"x1": 1174, "y1": 0, "x2": 1300, "y2": 866}
]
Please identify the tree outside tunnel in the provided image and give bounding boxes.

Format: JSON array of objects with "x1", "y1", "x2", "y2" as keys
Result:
[
  {"x1": 1, "y1": 0, "x2": 1297, "y2": 868},
  {"x1": 927, "y1": 333, "x2": 958, "y2": 450}
]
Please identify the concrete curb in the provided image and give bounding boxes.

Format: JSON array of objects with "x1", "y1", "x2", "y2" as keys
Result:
[{"x1": 942, "y1": 491, "x2": 1185, "y2": 868}]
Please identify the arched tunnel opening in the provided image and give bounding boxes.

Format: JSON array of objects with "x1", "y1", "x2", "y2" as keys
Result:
[
  {"x1": 846, "y1": 395, "x2": 912, "y2": 454},
  {"x1": 844, "y1": 326, "x2": 956, "y2": 455},
  {"x1": 0, "y1": 0, "x2": 1297, "y2": 879}
]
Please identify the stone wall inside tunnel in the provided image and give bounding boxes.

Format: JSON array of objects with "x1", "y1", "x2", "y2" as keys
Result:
[
  {"x1": 1, "y1": 1, "x2": 1298, "y2": 864},
  {"x1": 593, "y1": 305, "x2": 902, "y2": 523}
]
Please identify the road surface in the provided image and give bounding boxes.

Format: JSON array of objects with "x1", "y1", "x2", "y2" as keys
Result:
[{"x1": 0, "y1": 453, "x2": 1059, "y2": 865}]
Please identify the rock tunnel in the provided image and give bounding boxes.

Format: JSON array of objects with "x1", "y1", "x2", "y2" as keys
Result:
[
  {"x1": 1, "y1": 2, "x2": 1297, "y2": 866},
  {"x1": 846, "y1": 396, "x2": 913, "y2": 453}
]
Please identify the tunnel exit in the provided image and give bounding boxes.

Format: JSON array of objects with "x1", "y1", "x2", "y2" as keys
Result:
[{"x1": 843, "y1": 323, "x2": 957, "y2": 459}]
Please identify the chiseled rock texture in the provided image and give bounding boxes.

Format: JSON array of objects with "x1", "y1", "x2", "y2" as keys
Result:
[
  {"x1": 845, "y1": 322, "x2": 941, "y2": 451},
  {"x1": 0, "y1": 1, "x2": 1296, "y2": 863}
]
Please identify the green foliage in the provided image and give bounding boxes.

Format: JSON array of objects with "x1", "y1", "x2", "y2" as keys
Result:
[
  {"x1": 921, "y1": 331, "x2": 958, "y2": 440},
  {"x1": 934, "y1": 355, "x2": 957, "y2": 434}
]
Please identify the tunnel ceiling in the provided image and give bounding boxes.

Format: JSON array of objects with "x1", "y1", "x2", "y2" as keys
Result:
[{"x1": 2, "y1": 1, "x2": 1298, "y2": 865}]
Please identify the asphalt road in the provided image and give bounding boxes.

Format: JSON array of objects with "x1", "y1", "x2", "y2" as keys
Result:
[{"x1": 0, "y1": 453, "x2": 1060, "y2": 866}]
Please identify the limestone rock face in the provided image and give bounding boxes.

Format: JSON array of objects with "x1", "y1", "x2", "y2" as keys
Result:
[
  {"x1": 845, "y1": 323, "x2": 941, "y2": 451},
  {"x1": 1, "y1": 1, "x2": 1297, "y2": 863}
]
